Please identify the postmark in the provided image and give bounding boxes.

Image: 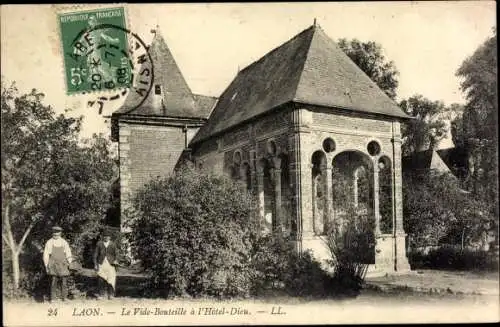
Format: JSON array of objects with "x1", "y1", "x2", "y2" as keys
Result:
[
  {"x1": 76, "y1": 24, "x2": 154, "y2": 114},
  {"x1": 58, "y1": 7, "x2": 154, "y2": 113}
]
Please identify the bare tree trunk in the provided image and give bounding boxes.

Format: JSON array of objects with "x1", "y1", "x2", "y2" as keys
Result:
[
  {"x1": 461, "y1": 228, "x2": 466, "y2": 251},
  {"x1": 3, "y1": 202, "x2": 36, "y2": 290},
  {"x1": 11, "y1": 248, "x2": 20, "y2": 289}
]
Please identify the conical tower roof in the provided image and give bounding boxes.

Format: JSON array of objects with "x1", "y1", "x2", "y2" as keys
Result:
[{"x1": 115, "y1": 29, "x2": 216, "y2": 119}]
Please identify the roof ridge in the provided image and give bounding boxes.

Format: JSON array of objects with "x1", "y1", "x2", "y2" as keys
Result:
[
  {"x1": 312, "y1": 27, "x2": 401, "y2": 108},
  {"x1": 239, "y1": 24, "x2": 316, "y2": 74},
  {"x1": 292, "y1": 24, "x2": 321, "y2": 103}
]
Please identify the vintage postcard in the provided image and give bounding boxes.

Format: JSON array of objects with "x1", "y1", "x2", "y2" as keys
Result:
[{"x1": 2, "y1": 2, "x2": 498, "y2": 326}]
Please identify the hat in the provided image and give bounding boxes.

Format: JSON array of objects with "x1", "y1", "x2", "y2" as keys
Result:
[
  {"x1": 52, "y1": 226, "x2": 63, "y2": 233},
  {"x1": 102, "y1": 229, "x2": 112, "y2": 237}
]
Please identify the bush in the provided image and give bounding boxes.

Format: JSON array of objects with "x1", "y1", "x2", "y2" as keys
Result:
[
  {"x1": 409, "y1": 246, "x2": 499, "y2": 271},
  {"x1": 125, "y1": 167, "x2": 259, "y2": 299},
  {"x1": 250, "y1": 235, "x2": 335, "y2": 297},
  {"x1": 324, "y1": 206, "x2": 374, "y2": 294},
  {"x1": 404, "y1": 171, "x2": 495, "y2": 251}
]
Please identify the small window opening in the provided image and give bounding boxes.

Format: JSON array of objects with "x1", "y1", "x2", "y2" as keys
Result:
[{"x1": 155, "y1": 85, "x2": 162, "y2": 95}]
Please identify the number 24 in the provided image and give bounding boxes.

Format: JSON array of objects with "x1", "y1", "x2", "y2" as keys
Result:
[{"x1": 48, "y1": 308, "x2": 58, "y2": 316}]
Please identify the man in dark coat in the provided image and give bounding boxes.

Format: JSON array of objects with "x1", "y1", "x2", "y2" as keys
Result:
[{"x1": 93, "y1": 230, "x2": 118, "y2": 299}]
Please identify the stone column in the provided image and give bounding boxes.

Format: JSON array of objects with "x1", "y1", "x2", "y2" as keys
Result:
[
  {"x1": 249, "y1": 150, "x2": 257, "y2": 195},
  {"x1": 288, "y1": 133, "x2": 301, "y2": 244},
  {"x1": 325, "y1": 163, "x2": 333, "y2": 215},
  {"x1": 300, "y1": 150, "x2": 313, "y2": 238},
  {"x1": 274, "y1": 166, "x2": 282, "y2": 234},
  {"x1": 256, "y1": 167, "x2": 265, "y2": 227},
  {"x1": 373, "y1": 163, "x2": 382, "y2": 236},
  {"x1": 353, "y1": 169, "x2": 359, "y2": 209},
  {"x1": 392, "y1": 122, "x2": 411, "y2": 272}
]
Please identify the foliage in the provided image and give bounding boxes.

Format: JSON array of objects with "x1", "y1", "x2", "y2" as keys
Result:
[
  {"x1": 337, "y1": 38, "x2": 399, "y2": 99},
  {"x1": 324, "y1": 206, "x2": 374, "y2": 294},
  {"x1": 409, "y1": 246, "x2": 499, "y2": 271},
  {"x1": 403, "y1": 171, "x2": 494, "y2": 250},
  {"x1": 125, "y1": 167, "x2": 259, "y2": 299},
  {"x1": 399, "y1": 94, "x2": 448, "y2": 156},
  {"x1": 1, "y1": 81, "x2": 116, "y2": 290},
  {"x1": 456, "y1": 29, "x2": 497, "y2": 144},
  {"x1": 250, "y1": 235, "x2": 334, "y2": 297},
  {"x1": 455, "y1": 29, "x2": 498, "y2": 215}
]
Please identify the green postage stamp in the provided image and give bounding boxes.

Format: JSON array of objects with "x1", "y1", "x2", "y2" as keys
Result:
[{"x1": 58, "y1": 7, "x2": 133, "y2": 95}]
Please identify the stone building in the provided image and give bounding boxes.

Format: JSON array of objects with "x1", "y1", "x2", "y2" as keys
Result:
[
  {"x1": 112, "y1": 23, "x2": 412, "y2": 274},
  {"x1": 111, "y1": 29, "x2": 217, "y2": 208}
]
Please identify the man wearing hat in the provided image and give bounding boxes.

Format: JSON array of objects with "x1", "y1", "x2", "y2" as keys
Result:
[
  {"x1": 43, "y1": 226, "x2": 73, "y2": 302},
  {"x1": 93, "y1": 230, "x2": 118, "y2": 299}
]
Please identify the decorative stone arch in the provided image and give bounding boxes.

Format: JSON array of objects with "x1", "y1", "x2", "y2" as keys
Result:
[
  {"x1": 332, "y1": 149, "x2": 375, "y2": 264},
  {"x1": 331, "y1": 149, "x2": 373, "y2": 212},
  {"x1": 233, "y1": 149, "x2": 243, "y2": 165},
  {"x1": 311, "y1": 150, "x2": 328, "y2": 235},
  {"x1": 266, "y1": 138, "x2": 279, "y2": 157},
  {"x1": 257, "y1": 158, "x2": 275, "y2": 234}
]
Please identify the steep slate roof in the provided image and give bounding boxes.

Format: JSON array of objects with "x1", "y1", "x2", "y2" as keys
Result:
[
  {"x1": 114, "y1": 31, "x2": 217, "y2": 119},
  {"x1": 191, "y1": 24, "x2": 410, "y2": 145},
  {"x1": 402, "y1": 149, "x2": 453, "y2": 174},
  {"x1": 436, "y1": 146, "x2": 469, "y2": 178}
]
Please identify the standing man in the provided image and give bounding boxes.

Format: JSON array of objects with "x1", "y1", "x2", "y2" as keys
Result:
[
  {"x1": 43, "y1": 226, "x2": 73, "y2": 302},
  {"x1": 94, "y1": 230, "x2": 118, "y2": 299}
]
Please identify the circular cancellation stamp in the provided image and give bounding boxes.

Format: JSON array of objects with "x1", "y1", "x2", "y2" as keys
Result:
[{"x1": 58, "y1": 7, "x2": 154, "y2": 112}]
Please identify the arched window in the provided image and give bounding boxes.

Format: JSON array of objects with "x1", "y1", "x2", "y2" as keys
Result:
[
  {"x1": 332, "y1": 150, "x2": 375, "y2": 264},
  {"x1": 311, "y1": 151, "x2": 327, "y2": 235},
  {"x1": 258, "y1": 159, "x2": 275, "y2": 234},
  {"x1": 378, "y1": 156, "x2": 393, "y2": 234},
  {"x1": 240, "y1": 162, "x2": 252, "y2": 191},
  {"x1": 279, "y1": 154, "x2": 292, "y2": 235}
]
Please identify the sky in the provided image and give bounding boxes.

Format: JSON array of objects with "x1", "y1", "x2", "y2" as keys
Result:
[{"x1": 1, "y1": 2, "x2": 496, "y2": 147}]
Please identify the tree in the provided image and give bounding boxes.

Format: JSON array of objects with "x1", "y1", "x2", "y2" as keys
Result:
[
  {"x1": 337, "y1": 38, "x2": 399, "y2": 99},
  {"x1": 403, "y1": 171, "x2": 493, "y2": 251},
  {"x1": 399, "y1": 95, "x2": 448, "y2": 156},
  {"x1": 1, "y1": 81, "x2": 115, "y2": 290},
  {"x1": 455, "y1": 29, "x2": 498, "y2": 206},
  {"x1": 125, "y1": 167, "x2": 259, "y2": 298}
]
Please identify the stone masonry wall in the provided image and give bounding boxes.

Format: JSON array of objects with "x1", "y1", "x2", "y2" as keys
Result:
[{"x1": 119, "y1": 122, "x2": 199, "y2": 222}]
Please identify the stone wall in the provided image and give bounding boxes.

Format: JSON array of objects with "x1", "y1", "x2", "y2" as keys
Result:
[
  {"x1": 189, "y1": 104, "x2": 411, "y2": 275},
  {"x1": 118, "y1": 121, "x2": 201, "y2": 224},
  {"x1": 297, "y1": 106, "x2": 410, "y2": 275}
]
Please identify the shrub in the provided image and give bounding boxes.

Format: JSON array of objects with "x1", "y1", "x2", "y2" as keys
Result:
[
  {"x1": 404, "y1": 171, "x2": 495, "y2": 251},
  {"x1": 250, "y1": 235, "x2": 335, "y2": 297},
  {"x1": 324, "y1": 206, "x2": 374, "y2": 294},
  {"x1": 409, "y1": 246, "x2": 499, "y2": 271},
  {"x1": 125, "y1": 167, "x2": 259, "y2": 299},
  {"x1": 250, "y1": 235, "x2": 292, "y2": 292},
  {"x1": 284, "y1": 250, "x2": 335, "y2": 297}
]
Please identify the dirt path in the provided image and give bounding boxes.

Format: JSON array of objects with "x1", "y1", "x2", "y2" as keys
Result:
[{"x1": 4, "y1": 290, "x2": 499, "y2": 326}]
